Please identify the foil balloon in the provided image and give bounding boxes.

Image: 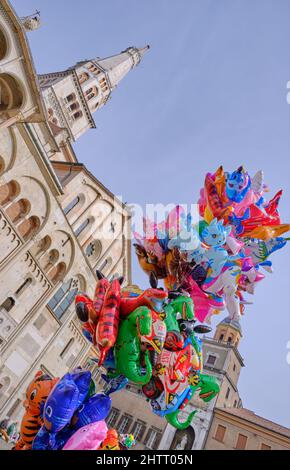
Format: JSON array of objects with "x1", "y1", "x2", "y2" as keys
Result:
[
  {"x1": 72, "y1": 393, "x2": 111, "y2": 429},
  {"x1": 62, "y1": 421, "x2": 108, "y2": 451},
  {"x1": 13, "y1": 372, "x2": 59, "y2": 450},
  {"x1": 99, "y1": 429, "x2": 120, "y2": 450}
]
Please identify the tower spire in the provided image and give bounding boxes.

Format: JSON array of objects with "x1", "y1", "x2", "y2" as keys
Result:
[
  {"x1": 38, "y1": 45, "x2": 150, "y2": 143},
  {"x1": 97, "y1": 45, "x2": 150, "y2": 89}
]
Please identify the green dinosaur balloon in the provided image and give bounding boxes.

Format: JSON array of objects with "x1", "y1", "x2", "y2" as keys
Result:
[
  {"x1": 165, "y1": 374, "x2": 220, "y2": 430},
  {"x1": 114, "y1": 306, "x2": 165, "y2": 385},
  {"x1": 164, "y1": 295, "x2": 195, "y2": 331}
]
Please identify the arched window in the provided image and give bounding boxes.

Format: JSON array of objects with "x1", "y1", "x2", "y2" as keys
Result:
[
  {"x1": 60, "y1": 338, "x2": 74, "y2": 359},
  {"x1": 98, "y1": 259, "x2": 108, "y2": 272},
  {"x1": 64, "y1": 196, "x2": 80, "y2": 215},
  {"x1": 73, "y1": 110, "x2": 83, "y2": 120},
  {"x1": 48, "y1": 262, "x2": 66, "y2": 285},
  {"x1": 78, "y1": 72, "x2": 89, "y2": 85},
  {"x1": 0, "y1": 180, "x2": 20, "y2": 206},
  {"x1": 87, "y1": 63, "x2": 100, "y2": 74},
  {"x1": 15, "y1": 278, "x2": 33, "y2": 297},
  {"x1": 227, "y1": 337, "x2": 232, "y2": 345},
  {"x1": 0, "y1": 74, "x2": 23, "y2": 111},
  {"x1": 219, "y1": 334, "x2": 224, "y2": 342},
  {"x1": 85, "y1": 86, "x2": 98, "y2": 102},
  {"x1": 66, "y1": 93, "x2": 76, "y2": 103},
  {"x1": 45, "y1": 249, "x2": 60, "y2": 268},
  {"x1": 75, "y1": 218, "x2": 90, "y2": 237},
  {"x1": 69, "y1": 102, "x2": 79, "y2": 112},
  {"x1": 18, "y1": 215, "x2": 40, "y2": 241},
  {"x1": 47, "y1": 279, "x2": 78, "y2": 321},
  {"x1": 5, "y1": 198, "x2": 31, "y2": 223},
  {"x1": 0, "y1": 297, "x2": 15, "y2": 313},
  {"x1": 31, "y1": 235, "x2": 52, "y2": 259}
]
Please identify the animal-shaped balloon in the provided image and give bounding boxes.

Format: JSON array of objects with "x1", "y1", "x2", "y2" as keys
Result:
[
  {"x1": 62, "y1": 421, "x2": 108, "y2": 451},
  {"x1": 72, "y1": 393, "x2": 111, "y2": 429},
  {"x1": 225, "y1": 166, "x2": 251, "y2": 203},
  {"x1": 201, "y1": 218, "x2": 232, "y2": 278},
  {"x1": 96, "y1": 278, "x2": 122, "y2": 365},
  {"x1": 119, "y1": 433, "x2": 136, "y2": 449},
  {"x1": 42, "y1": 379, "x2": 79, "y2": 435},
  {"x1": 98, "y1": 429, "x2": 120, "y2": 450},
  {"x1": 13, "y1": 371, "x2": 59, "y2": 450},
  {"x1": 69, "y1": 369, "x2": 92, "y2": 407}
]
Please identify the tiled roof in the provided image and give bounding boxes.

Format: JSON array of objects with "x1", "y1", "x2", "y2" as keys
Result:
[{"x1": 216, "y1": 407, "x2": 290, "y2": 438}]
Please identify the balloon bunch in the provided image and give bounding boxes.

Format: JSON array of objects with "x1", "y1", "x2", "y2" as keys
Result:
[
  {"x1": 76, "y1": 273, "x2": 220, "y2": 430},
  {"x1": 29, "y1": 368, "x2": 111, "y2": 450},
  {"x1": 15, "y1": 368, "x2": 136, "y2": 451},
  {"x1": 119, "y1": 434, "x2": 136, "y2": 450},
  {"x1": 134, "y1": 166, "x2": 290, "y2": 323}
]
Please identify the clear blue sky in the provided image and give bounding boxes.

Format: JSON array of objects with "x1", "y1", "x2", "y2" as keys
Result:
[{"x1": 13, "y1": 0, "x2": 290, "y2": 427}]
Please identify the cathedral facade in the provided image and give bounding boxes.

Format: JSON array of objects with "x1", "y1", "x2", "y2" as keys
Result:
[{"x1": 0, "y1": 0, "x2": 148, "y2": 423}]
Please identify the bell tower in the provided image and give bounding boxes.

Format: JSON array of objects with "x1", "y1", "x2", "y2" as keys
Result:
[
  {"x1": 38, "y1": 46, "x2": 150, "y2": 142},
  {"x1": 214, "y1": 317, "x2": 242, "y2": 348}
]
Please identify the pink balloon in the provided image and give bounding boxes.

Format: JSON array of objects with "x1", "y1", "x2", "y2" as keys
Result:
[
  {"x1": 184, "y1": 277, "x2": 225, "y2": 323},
  {"x1": 63, "y1": 421, "x2": 108, "y2": 451}
]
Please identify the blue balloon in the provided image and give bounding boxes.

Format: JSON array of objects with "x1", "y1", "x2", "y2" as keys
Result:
[
  {"x1": 43, "y1": 379, "x2": 79, "y2": 434},
  {"x1": 69, "y1": 369, "x2": 92, "y2": 407},
  {"x1": 32, "y1": 425, "x2": 51, "y2": 450},
  {"x1": 102, "y1": 373, "x2": 129, "y2": 395},
  {"x1": 73, "y1": 393, "x2": 111, "y2": 430}
]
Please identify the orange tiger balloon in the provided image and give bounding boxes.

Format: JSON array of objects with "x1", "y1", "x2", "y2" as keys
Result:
[{"x1": 13, "y1": 371, "x2": 58, "y2": 450}]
